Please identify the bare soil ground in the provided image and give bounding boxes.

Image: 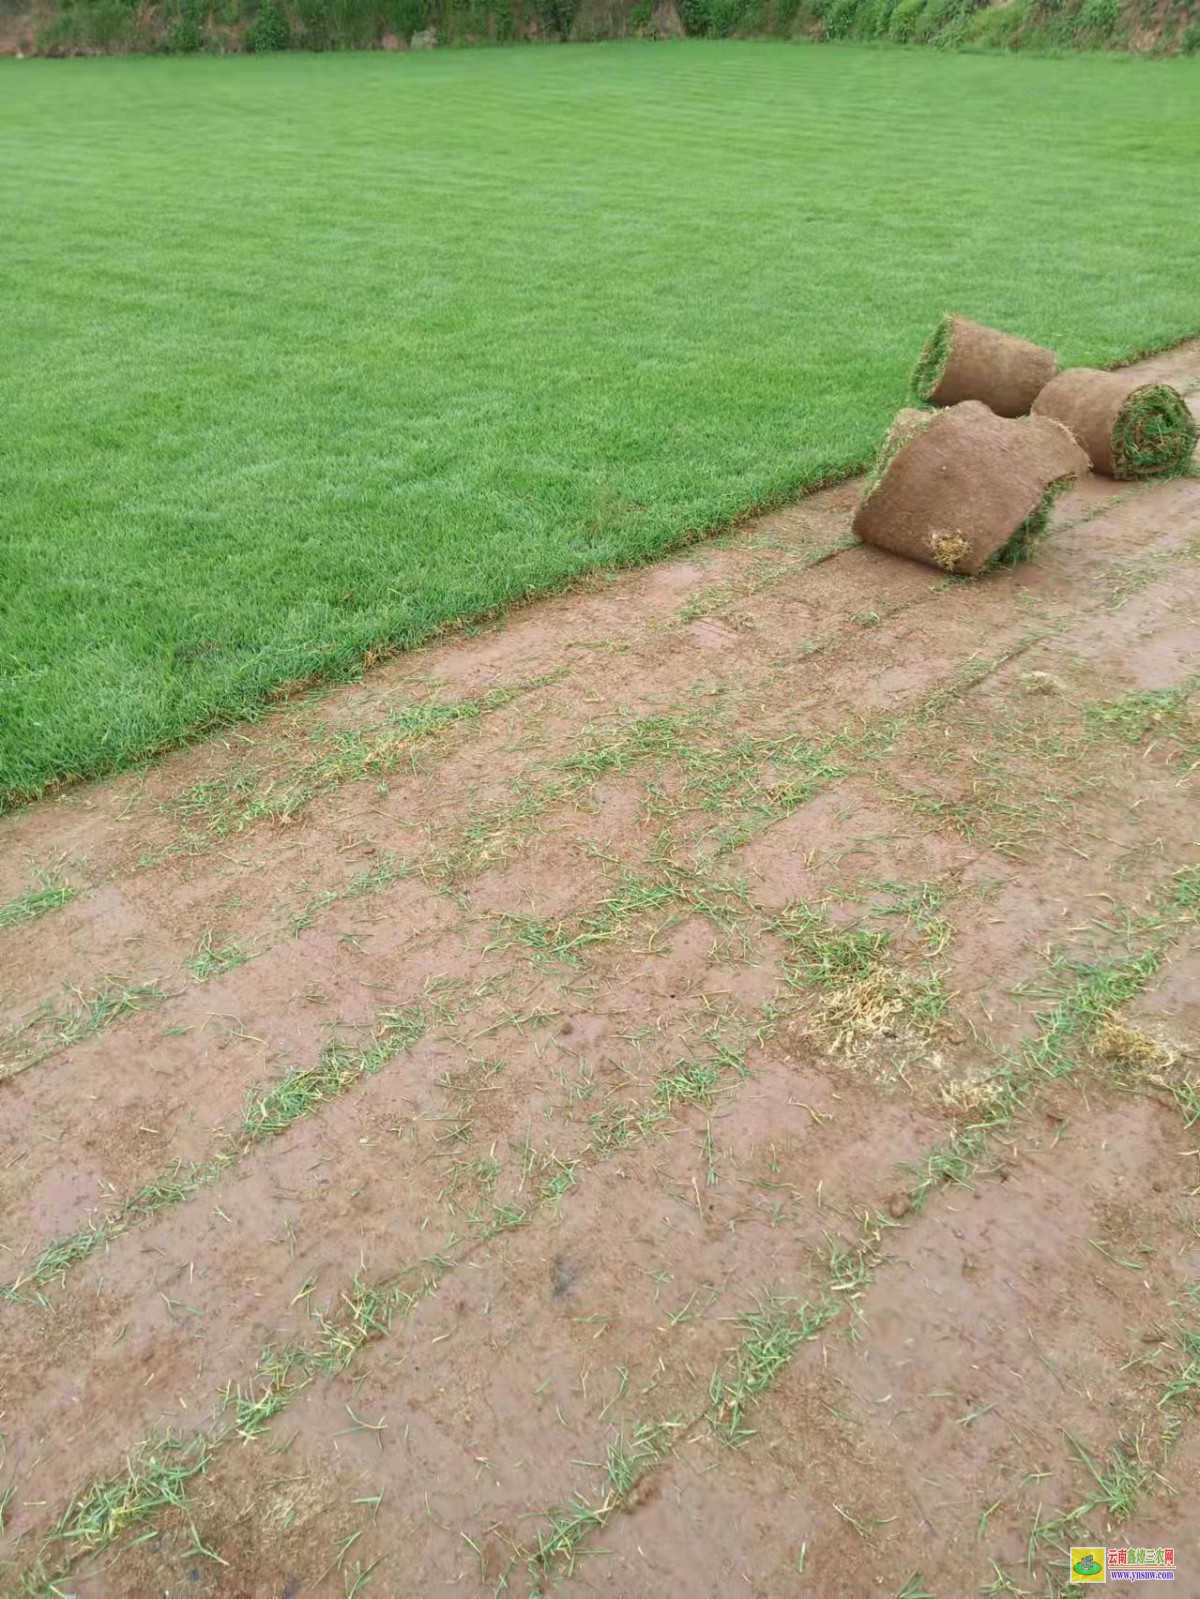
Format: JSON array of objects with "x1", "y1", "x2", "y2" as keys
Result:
[{"x1": 1, "y1": 344, "x2": 1198, "y2": 1599}]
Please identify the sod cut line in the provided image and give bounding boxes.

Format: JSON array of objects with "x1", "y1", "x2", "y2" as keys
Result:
[
  {"x1": 0, "y1": 1005, "x2": 426, "y2": 1304},
  {"x1": 9, "y1": 673, "x2": 1190, "y2": 1295},
  {"x1": 16, "y1": 864, "x2": 1197, "y2": 1587},
  {"x1": 164, "y1": 676, "x2": 559, "y2": 843},
  {"x1": 901, "y1": 865, "x2": 1200, "y2": 1215},
  {"x1": 980, "y1": 1309, "x2": 1200, "y2": 1594},
  {"x1": 509, "y1": 878, "x2": 1200, "y2": 1592},
  {"x1": 10, "y1": 1011, "x2": 768, "y2": 1591},
  {"x1": 0, "y1": 838, "x2": 420, "y2": 1085},
  {"x1": 509, "y1": 1216, "x2": 893, "y2": 1592}
]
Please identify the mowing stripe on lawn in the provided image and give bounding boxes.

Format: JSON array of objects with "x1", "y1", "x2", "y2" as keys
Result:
[{"x1": 6, "y1": 45, "x2": 1198, "y2": 806}]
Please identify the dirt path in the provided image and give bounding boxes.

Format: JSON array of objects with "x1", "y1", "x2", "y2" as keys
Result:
[{"x1": 1, "y1": 344, "x2": 1198, "y2": 1599}]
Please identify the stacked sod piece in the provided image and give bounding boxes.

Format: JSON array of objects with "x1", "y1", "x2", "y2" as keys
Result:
[
  {"x1": 912, "y1": 314, "x2": 1058, "y2": 419},
  {"x1": 856, "y1": 313, "x2": 1195, "y2": 576},
  {"x1": 855, "y1": 315, "x2": 1087, "y2": 574},
  {"x1": 1032, "y1": 368, "x2": 1196, "y2": 480},
  {"x1": 852, "y1": 400, "x2": 1087, "y2": 575}
]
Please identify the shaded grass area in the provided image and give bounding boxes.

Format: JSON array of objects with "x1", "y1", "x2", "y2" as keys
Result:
[{"x1": 3, "y1": 44, "x2": 1200, "y2": 805}]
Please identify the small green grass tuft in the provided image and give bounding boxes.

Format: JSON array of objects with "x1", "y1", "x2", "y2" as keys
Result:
[
  {"x1": 1169, "y1": 865, "x2": 1200, "y2": 915},
  {"x1": 0, "y1": 980, "x2": 175, "y2": 1082},
  {"x1": 1023, "y1": 949, "x2": 1162, "y2": 1077},
  {"x1": 240, "y1": 1006, "x2": 426, "y2": 1140},
  {"x1": 1083, "y1": 685, "x2": 1194, "y2": 745},
  {"x1": 0, "y1": 867, "x2": 78, "y2": 931},
  {"x1": 1067, "y1": 1432, "x2": 1153, "y2": 1522},
  {"x1": 773, "y1": 900, "x2": 950, "y2": 1054},
  {"x1": 185, "y1": 928, "x2": 250, "y2": 982},
  {"x1": 529, "y1": 1422, "x2": 676, "y2": 1580},
  {"x1": 708, "y1": 1292, "x2": 838, "y2": 1442},
  {"x1": 46, "y1": 1433, "x2": 210, "y2": 1560}
]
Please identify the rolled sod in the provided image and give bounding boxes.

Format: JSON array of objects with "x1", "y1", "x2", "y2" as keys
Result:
[
  {"x1": 911, "y1": 314, "x2": 1059, "y2": 418},
  {"x1": 1032, "y1": 368, "x2": 1197, "y2": 480},
  {"x1": 853, "y1": 400, "x2": 1089, "y2": 576}
]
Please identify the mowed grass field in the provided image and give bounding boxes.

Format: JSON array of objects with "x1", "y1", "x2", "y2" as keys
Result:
[{"x1": 1, "y1": 42, "x2": 1198, "y2": 805}]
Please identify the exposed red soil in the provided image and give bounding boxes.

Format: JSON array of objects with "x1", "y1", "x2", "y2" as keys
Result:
[{"x1": 0, "y1": 344, "x2": 1197, "y2": 1598}]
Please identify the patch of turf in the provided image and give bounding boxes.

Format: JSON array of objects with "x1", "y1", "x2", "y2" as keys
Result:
[
  {"x1": 0, "y1": 869, "x2": 78, "y2": 931},
  {"x1": 910, "y1": 313, "x2": 952, "y2": 404},
  {"x1": 985, "y1": 476, "x2": 1072, "y2": 570},
  {"x1": 1112, "y1": 382, "x2": 1198, "y2": 478},
  {"x1": 3, "y1": 46, "x2": 1199, "y2": 804}
]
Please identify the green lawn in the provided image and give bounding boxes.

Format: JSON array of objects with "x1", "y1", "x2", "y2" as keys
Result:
[{"x1": 2, "y1": 42, "x2": 1198, "y2": 805}]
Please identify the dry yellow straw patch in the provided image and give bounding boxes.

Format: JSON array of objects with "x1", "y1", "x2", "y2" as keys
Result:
[
  {"x1": 929, "y1": 530, "x2": 971, "y2": 571},
  {"x1": 1090, "y1": 1012, "x2": 1178, "y2": 1074}
]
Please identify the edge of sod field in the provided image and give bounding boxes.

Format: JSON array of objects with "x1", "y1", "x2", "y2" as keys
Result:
[{"x1": 4, "y1": 325, "x2": 1198, "y2": 817}]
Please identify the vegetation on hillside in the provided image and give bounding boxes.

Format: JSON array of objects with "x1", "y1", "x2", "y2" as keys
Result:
[{"x1": 8, "y1": 0, "x2": 1199, "y2": 56}]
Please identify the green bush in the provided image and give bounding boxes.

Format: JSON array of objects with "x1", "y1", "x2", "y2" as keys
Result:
[
  {"x1": 383, "y1": 0, "x2": 428, "y2": 35},
  {"x1": 40, "y1": 0, "x2": 138, "y2": 49},
  {"x1": 1079, "y1": 0, "x2": 1120, "y2": 32},
  {"x1": 887, "y1": 0, "x2": 924, "y2": 39},
  {"x1": 247, "y1": 0, "x2": 291, "y2": 47},
  {"x1": 167, "y1": 0, "x2": 205, "y2": 49},
  {"x1": 821, "y1": 0, "x2": 859, "y2": 36},
  {"x1": 20, "y1": 0, "x2": 1200, "y2": 59},
  {"x1": 537, "y1": 0, "x2": 576, "y2": 33}
]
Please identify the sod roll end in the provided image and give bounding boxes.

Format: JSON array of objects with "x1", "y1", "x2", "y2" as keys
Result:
[
  {"x1": 1032, "y1": 368, "x2": 1197, "y2": 480},
  {"x1": 912, "y1": 314, "x2": 1059, "y2": 419},
  {"x1": 853, "y1": 401, "x2": 1088, "y2": 576}
]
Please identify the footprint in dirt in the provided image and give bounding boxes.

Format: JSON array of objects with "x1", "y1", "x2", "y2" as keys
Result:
[{"x1": 551, "y1": 1252, "x2": 585, "y2": 1298}]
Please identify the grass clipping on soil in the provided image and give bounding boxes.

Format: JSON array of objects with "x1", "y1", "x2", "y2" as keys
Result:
[
  {"x1": 853, "y1": 400, "x2": 1087, "y2": 575},
  {"x1": 1033, "y1": 368, "x2": 1197, "y2": 480},
  {"x1": 912, "y1": 313, "x2": 1058, "y2": 418}
]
